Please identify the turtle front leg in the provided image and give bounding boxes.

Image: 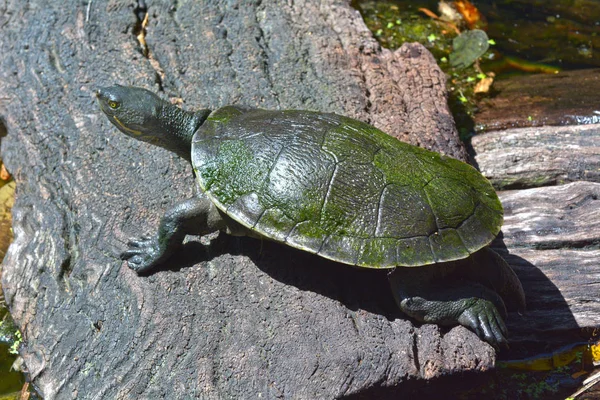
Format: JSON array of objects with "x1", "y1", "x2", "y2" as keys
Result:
[
  {"x1": 388, "y1": 265, "x2": 509, "y2": 347},
  {"x1": 121, "y1": 192, "x2": 227, "y2": 274}
]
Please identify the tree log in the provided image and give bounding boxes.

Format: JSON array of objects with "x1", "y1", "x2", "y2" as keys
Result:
[
  {"x1": 472, "y1": 124, "x2": 600, "y2": 190},
  {"x1": 471, "y1": 68, "x2": 600, "y2": 355},
  {"x1": 474, "y1": 69, "x2": 600, "y2": 131},
  {"x1": 473, "y1": 126, "x2": 600, "y2": 352},
  {"x1": 0, "y1": 0, "x2": 494, "y2": 399}
]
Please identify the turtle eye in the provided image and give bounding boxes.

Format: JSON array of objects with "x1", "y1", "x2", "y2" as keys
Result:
[{"x1": 108, "y1": 100, "x2": 120, "y2": 109}]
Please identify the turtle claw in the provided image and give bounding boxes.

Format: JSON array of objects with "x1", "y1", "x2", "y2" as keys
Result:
[
  {"x1": 125, "y1": 255, "x2": 145, "y2": 271},
  {"x1": 121, "y1": 235, "x2": 166, "y2": 274},
  {"x1": 458, "y1": 299, "x2": 508, "y2": 347},
  {"x1": 127, "y1": 236, "x2": 153, "y2": 248}
]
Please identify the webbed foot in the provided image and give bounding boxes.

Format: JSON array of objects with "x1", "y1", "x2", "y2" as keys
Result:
[
  {"x1": 121, "y1": 235, "x2": 169, "y2": 274},
  {"x1": 389, "y1": 265, "x2": 511, "y2": 348},
  {"x1": 119, "y1": 195, "x2": 230, "y2": 275},
  {"x1": 457, "y1": 299, "x2": 508, "y2": 347}
]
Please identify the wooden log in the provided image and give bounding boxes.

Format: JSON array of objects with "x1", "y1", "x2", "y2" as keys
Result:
[
  {"x1": 474, "y1": 69, "x2": 600, "y2": 131},
  {"x1": 2, "y1": 0, "x2": 596, "y2": 397},
  {"x1": 495, "y1": 182, "x2": 600, "y2": 345},
  {"x1": 472, "y1": 124, "x2": 600, "y2": 190},
  {"x1": 472, "y1": 125, "x2": 600, "y2": 349},
  {"x1": 0, "y1": 1, "x2": 494, "y2": 399}
]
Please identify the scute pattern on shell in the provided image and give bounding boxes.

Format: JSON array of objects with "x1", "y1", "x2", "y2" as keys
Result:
[{"x1": 192, "y1": 107, "x2": 502, "y2": 268}]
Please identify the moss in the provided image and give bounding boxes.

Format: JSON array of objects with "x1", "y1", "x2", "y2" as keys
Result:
[
  {"x1": 0, "y1": 317, "x2": 24, "y2": 396},
  {"x1": 355, "y1": 1, "x2": 455, "y2": 58},
  {"x1": 207, "y1": 106, "x2": 246, "y2": 124},
  {"x1": 201, "y1": 140, "x2": 257, "y2": 205}
]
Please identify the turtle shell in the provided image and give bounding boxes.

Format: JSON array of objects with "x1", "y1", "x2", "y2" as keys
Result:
[{"x1": 191, "y1": 106, "x2": 503, "y2": 268}]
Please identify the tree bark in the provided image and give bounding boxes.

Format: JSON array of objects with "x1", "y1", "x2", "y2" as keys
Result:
[
  {"x1": 473, "y1": 125, "x2": 600, "y2": 352},
  {"x1": 0, "y1": 1, "x2": 493, "y2": 399},
  {"x1": 472, "y1": 124, "x2": 600, "y2": 190}
]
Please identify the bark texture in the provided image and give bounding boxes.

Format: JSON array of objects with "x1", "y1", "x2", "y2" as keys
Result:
[
  {"x1": 472, "y1": 124, "x2": 600, "y2": 190},
  {"x1": 0, "y1": 0, "x2": 493, "y2": 399},
  {"x1": 473, "y1": 126, "x2": 600, "y2": 351},
  {"x1": 471, "y1": 70, "x2": 600, "y2": 355}
]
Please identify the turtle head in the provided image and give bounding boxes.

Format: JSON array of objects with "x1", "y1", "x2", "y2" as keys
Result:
[
  {"x1": 97, "y1": 85, "x2": 206, "y2": 160},
  {"x1": 96, "y1": 85, "x2": 164, "y2": 141}
]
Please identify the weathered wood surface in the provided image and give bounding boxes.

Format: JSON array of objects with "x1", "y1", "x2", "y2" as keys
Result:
[
  {"x1": 472, "y1": 124, "x2": 600, "y2": 190},
  {"x1": 0, "y1": 1, "x2": 494, "y2": 399},
  {"x1": 472, "y1": 125, "x2": 600, "y2": 351},
  {"x1": 474, "y1": 69, "x2": 600, "y2": 131}
]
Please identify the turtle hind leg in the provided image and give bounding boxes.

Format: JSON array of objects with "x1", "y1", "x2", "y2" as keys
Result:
[
  {"x1": 458, "y1": 247, "x2": 526, "y2": 313},
  {"x1": 388, "y1": 262, "x2": 509, "y2": 347},
  {"x1": 121, "y1": 192, "x2": 227, "y2": 274}
]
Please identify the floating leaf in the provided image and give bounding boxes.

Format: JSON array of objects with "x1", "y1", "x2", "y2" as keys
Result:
[{"x1": 449, "y1": 29, "x2": 489, "y2": 69}]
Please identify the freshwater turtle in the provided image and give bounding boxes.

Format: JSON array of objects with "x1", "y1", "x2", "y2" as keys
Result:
[{"x1": 97, "y1": 85, "x2": 525, "y2": 346}]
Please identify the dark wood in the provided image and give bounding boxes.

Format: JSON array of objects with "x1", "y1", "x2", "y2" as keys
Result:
[
  {"x1": 0, "y1": 1, "x2": 491, "y2": 399},
  {"x1": 474, "y1": 69, "x2": 600, "y2": 131}
]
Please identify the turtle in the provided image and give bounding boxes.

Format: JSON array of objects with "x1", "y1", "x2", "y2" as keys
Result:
[{"x1": 96, "y1": 85, "x2": 525, "y2": 346}]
